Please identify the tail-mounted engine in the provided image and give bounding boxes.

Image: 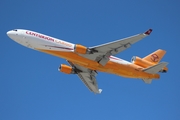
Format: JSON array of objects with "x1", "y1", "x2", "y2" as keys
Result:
[
  {"x1": 58, "y1": 64, "x2": 75, "y2": 74},
  {"x1": 131, "y1": 56, "x2": 168, "y2": 73},
  {"x1": 131, "y1": 56, "x2": 153, "y2": 68}
]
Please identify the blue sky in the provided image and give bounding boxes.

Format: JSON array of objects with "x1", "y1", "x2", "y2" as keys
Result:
[{"x1": 1, "y1": 0, "x2": 180, "y2": 120}]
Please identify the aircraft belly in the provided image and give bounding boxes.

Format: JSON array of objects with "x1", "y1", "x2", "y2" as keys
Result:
[
  {"x1": 36, "y1": 49, "x2": 159, "y2": 79},
  {"x1": 37, "y1": 49, "x2": 100, "y2": 67},
  {"x1": 103, "y1": 62, "x2": 160, "y2": 79}
]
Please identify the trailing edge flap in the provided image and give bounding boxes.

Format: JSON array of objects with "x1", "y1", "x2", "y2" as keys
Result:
[
  {"x1": 143, "y1": 62, "x2": 168, "y2": 74},
  {"x1": 67, "y1": 60, "x2": 102, "y2": 94}
]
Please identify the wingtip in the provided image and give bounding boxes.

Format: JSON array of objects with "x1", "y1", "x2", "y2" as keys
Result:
[
  {"x1": 144, "y1": 29, "x2": 153, "y2": 35},
  {"x1": 98, "y1": 89, "x2": 102, "y2": 93}
]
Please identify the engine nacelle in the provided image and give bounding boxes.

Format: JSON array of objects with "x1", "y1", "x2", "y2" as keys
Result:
[
  {"x1": 58, "y1": 64, "x2": 75, "y2": 74},
  {"x1": 131, "y1": 56, "x2": 168, "y2": 72},
  {"x1": 74, "y1": 44, "x2": 88, "y2": 54},
  {"x1": 131, "y1": 56, "x2": 153, "y2": 68}
]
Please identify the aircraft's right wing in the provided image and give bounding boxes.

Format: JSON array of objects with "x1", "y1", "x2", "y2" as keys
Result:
[
  {"x1": 82, "y1": 29, "x2": 152, "y2": 66},
  {"x1": 89, "y1": 29, "x2": 152, "y2": 55}
]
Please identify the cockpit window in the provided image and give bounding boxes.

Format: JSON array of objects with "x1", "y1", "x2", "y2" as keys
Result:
[{"x1": 12, "y1": 29, "x2": 17, "y2": 31}]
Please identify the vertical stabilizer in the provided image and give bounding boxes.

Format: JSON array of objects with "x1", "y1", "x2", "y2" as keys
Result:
[{"x1": 143, "y1": 49, "x2": 166, "y2": 64}]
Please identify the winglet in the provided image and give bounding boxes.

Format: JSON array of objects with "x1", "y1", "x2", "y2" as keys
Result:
[
  {"x1": 98, "y1": 89, "x2": 102, "y2": 93},
  {"x1": 144, "y1": 29, "x2": 153, "y2": 35}
]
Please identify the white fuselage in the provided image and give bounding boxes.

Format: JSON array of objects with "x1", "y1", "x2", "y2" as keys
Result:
[
  {"x1": 7, "y1": 29, "x2": 131, "y2": 65},
  {"x1": 7, "y1": 29, "x2": 161, "y2": 80},
  {"x1": 6, "y1": 29, "x2": 164, "y2": 92}
]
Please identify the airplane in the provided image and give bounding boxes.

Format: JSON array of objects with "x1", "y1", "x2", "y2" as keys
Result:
[{"x1": 7, "y1": 29, "x2": 168, "y2": 94}]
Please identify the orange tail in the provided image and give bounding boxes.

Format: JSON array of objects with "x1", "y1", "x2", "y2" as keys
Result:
[
  {"x1": 143, "y1": 49, "x2": 166, "y2": 64},
  {"x1": 143, "y1": 49, "x2": 168, "y2": 72}
]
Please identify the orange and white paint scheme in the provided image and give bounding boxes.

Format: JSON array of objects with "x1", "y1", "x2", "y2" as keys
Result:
[{"x1": 7, "y1": 29, "x2": 168, "y2": 94}]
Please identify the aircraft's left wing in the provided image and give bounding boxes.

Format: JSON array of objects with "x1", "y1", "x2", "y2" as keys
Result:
[
  {"x1": 83, "y1": 29, "x2": 152, "y2": 66},
  {"x1": 67, "y1": 61, "x2": 102, "y2": 94}
]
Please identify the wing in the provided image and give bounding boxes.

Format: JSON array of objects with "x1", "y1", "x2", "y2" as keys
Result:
[
  {"x1": 67, "y1": 61, "x2": 102, "y2": 94},
  {"x1": 83, "y1": 29, "x2": 152, "y2": 66}
]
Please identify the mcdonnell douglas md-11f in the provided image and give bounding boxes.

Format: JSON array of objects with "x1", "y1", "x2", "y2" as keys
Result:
[{"x1": 7, "y1": 29, "x2": 168, "y2": 94}]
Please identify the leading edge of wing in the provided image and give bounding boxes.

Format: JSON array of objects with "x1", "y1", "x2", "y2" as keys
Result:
[{"x1": 89, "y1": 29, "x2": 152, "y2": 52}]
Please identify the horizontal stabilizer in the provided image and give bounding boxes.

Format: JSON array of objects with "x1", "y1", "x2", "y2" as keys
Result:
[
  {"x1": 142, "y1": 79, "x2": 152, "y2": 84},
  {"x1": 143, "y1": 62, "x2": 168, "y2": 74}
]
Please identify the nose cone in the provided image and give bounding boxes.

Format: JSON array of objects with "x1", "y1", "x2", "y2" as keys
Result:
[
  {"x1": 7, "y1": 31, "x2": 11, "y2": 36},
  {"x1": 7, "y1": 30, "x2": 19, "y2": 40},
  {"x1": 7, "y1": 31, "x2": 15, "y2": 38}
]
